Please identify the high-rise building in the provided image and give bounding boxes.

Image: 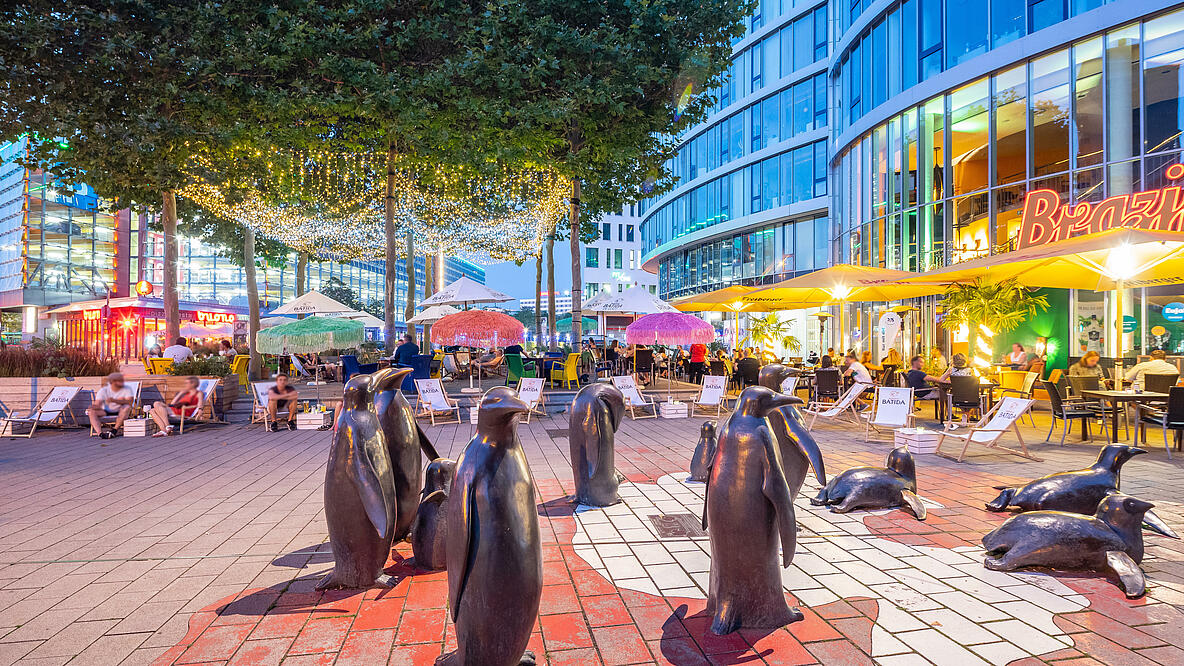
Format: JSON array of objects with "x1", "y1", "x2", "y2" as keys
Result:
[{"x1": 643, "y1": 0, "x2": 1184, "y2": 365}]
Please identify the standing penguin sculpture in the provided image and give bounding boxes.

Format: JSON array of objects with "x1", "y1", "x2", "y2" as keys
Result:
[
  {"x1": 982, "y1": 493, "x2": 1157, "y2": 598},
  {"x1": 986, "y1": 444, "x2": 1178, "y2": 538},
  {"x1": 689, "y1": 421, "x2": 717, "y2": 482},
  {"x1": 812, "y1": 447, "x2": 926, "y2": 520},
  {"x1": 411, "y1": 458, "x2": 455, "y2": 571},
  {"x1": 568, "y1": 383, "x2": 625, "y2": 507},
  {"x1": 318, "y1": 374, "x2": 396, "y2": 589},
  {"x1": 703, "y1": 386, "x2": 803, "y2": 635},
  {"x1": 446, "y1": 387, "x2": 541, "y2": 666},
  {"x1": 758, "y1": 363, "x2": 826, "y2": 499},
  {"x1": 371, "y1": 367, "x2": 442, "y2": 541}
]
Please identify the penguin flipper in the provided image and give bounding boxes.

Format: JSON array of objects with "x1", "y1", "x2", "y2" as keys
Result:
[
  {"x1": 351, "y1": 440, "x2": 391, "y2": 539},
  {"x1": 1143, "y1": 510, "x2": 1180, "y2": 539},
  {"x1": 760, "y1": 431, "x2": 798, "y2": 568},
  {"x1": 900, "y1": 490, "x2": 927, "y2": 521},
  {"x1": 701, "y1": 466, "x2": 710, "y2": 531},
  {"x1": 416, "y1": 423, "x2": 441, "y2": 462},
  {"x1": 1105, "y1": 550, "x2": 1146, "y2": 598},
  {"x1": 448, "y1": 477, "x2": 476, "y2": 623},
  {"x1": 585, "y1": 413, "x2": 602, "y2": 480},
  {"x1": 784, "y1": 407, "x2": 826, "y2": 486},
  {"x1": 985, "y1": 488, "x2": 1015, "y2": 512}
]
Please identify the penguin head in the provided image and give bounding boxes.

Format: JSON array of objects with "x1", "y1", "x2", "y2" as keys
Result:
[
  {"x1": 342, "y1": 374, "x2": 373, "y2": 409},
  {"x1": 736, "y1": 385, "x2": 798, "y2": 417},
  {"x1": 758, "y1": 364, "x2": 799, "y2": 392},
  {"x1": 700, "y1": 420, "x2": 717, "y2": 440},
  {"x1": 886, "y1": 447, "x2": 917, "y2": 486},
  {"x1": 1095, "y1": 492, "x2": 1155, "y2": 529},
  {"x1": 370, "y1": 367, "x2": 413, "y2": 394},
  {"x1": 1096, "y1": 444, "x2": 1146, "y2": 472},
  {"x1": 422, "y1": 458, "x2": 456, "y2": 496},
  {"x1": 477, "y1": 386, "x2": 530, "y2": 430}
]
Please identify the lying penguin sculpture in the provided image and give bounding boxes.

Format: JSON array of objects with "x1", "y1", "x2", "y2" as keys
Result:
[
  {"x1": 704, "y1": 386, "x2": 803, "y2": 635},
  {"x1": 568, "y1": 383, "x2": 626, "y2": 506},
  {"x1": 446, "y1": 387, "x2": 540, "y2": 666},
  {"x1": 811, "y1": 447, "x2": 926, "y2": 520},
  {"x1": 370, "y1": 367, "x2": 442, "y2": 542},
  {"x1": 689, "y1": 421, "x2": 717, "y2": 482},
  {"x1": 411, "y1": 458, "x2": 455, "y2": 571},
  {"x1": 986, "y1": 444, "x2": 1178, "y2": 538},
  {"x1": 758, "y1": 363, "x2": 826, "y2": 499},
  {"x1": 982, "y1": 493, "x2": 1155, "y2": 598},
  {"x1": 318, "y1": 374, "x2": 396, "y2": 589}
]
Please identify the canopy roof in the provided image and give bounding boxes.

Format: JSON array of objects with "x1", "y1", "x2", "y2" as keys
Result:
[{"x1": 671, "y1": 286, "x2": 781, "y2": 313}]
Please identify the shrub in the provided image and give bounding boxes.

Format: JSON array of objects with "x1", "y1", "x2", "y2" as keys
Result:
[
  {"x1": 0, "y1": 344, "x2": 120, "y2": 378},
  {"x1": 168, "y1": 356, "x2": 230, "y2": 377}
]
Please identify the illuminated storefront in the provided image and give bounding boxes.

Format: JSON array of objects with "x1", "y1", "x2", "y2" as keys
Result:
[{"x1": 48, "y1": 297, "x2": 244, "y2": 359}]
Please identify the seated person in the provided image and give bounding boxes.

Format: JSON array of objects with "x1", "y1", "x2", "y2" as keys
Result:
[
  {"x1": 1002, "y1": 343, "x2": 1030, "y2": 370},
  {"x1": 392, "y1": 333, "x2": 419, "y2": 367},
  {"x1": 734, "y1": 350, "x2": 761, "y2": 386},
  {"x1": 267, "y1": 374, "x2": 299, "y2": 431},
  {"x1": 472, "y1": 348, "x2": 506, "y2": 375},
  {"x1": 218, "y1": 340, "x2": 235, "y2": 357},
  {"x1": 843, "y1": 353, "x2": 875, "y2": 410},
  {"x1": 1069, "y1": 351, "x2": 1107, "y2": 383},
  {"x1": 147, "y1": 375, "x2": 204, "y2": 437},
  {"x1": 162, "y1": 337, "x2": 194, "y2": 364},
  {"x1": 859, "y1": 351, "x2": 882, "y2": 373},
  {"x1": 88, "y1": 372, "x2": 134, "y2": 436},
  {"x1": 806, "y1": 350, "x2": 820, "y2": 366},
  {"x1": 1125, "y1": 349, "x2": 1177, "y2": 390},
  {"x1": 903, "y1": 355, "x2": 941, "y2": 400},
  {"x1": 939, "y1": 353, "x2": 974, "y2": 381}
]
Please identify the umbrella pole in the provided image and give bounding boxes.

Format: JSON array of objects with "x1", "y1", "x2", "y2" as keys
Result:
[
  {"x1": 1115, "y1": 279, "x2": 1125, "y2": 375},
  {"x1": 838, "y1": 301, "x2": 846, "y2": 354}
]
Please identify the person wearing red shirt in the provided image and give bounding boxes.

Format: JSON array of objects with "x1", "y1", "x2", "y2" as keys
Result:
[{"x1": 689, "y1": 342, "x2": 707, "y2": 384}]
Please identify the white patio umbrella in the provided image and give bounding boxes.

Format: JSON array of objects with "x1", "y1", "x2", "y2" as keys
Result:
[
  {"x1": 407, "y1": 304, "x2": 461, "y2": 325},
  {"x1": 584, "y1": 285, "x2": 679, "y2": 315},
  {"x1": 269, "y1": 290, "x2": 353, "y2": 316},
  {"x1": 259, "y1": 316, "x2": 295, "y2": 328},
  {"x1": 417, "y1": 276, "x2": 513, "y2": 309},
  {"x1": 334, "y1": 310, "x2": 385, "y2": 328}
]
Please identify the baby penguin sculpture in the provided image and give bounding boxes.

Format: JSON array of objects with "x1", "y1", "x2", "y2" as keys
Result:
[
  {"x1": 689, "y1": 421, "x2": 717, "y2": 482},
  {"x1": 811, "y1": 447, "x2": 926, "y2": 520},
  {"x1": 568, "y1": 383, "x2": 626, "y2": 506},
  {"x1": 704, "y1": 386, "x2": 803, "y2": 635},
  {"x1": 411, "y1": 458, "x2": 456, "y2": 571},
  {"x1": 982, "y1": 493, "x2": 1156, "y2": 598}
]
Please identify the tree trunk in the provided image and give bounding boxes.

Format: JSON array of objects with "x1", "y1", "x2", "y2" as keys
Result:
[
  {"x1": 404, "y1": 230, "x2": 416, "y2": 344},
  {"x1": 422, "y1": 253, "x2": 433, "y2": 350},
  {"x1": 546, "y1": 230, "x2": 556, "y2": 350},
  {"x1": 569, "y1": 179, "x2": 583, "y2": 352},
  {"x1": 534, "y1": 251, "x2": 543, "y2": 349},
  {"x1": 161, "y1": 191, "x2": 180, "y2": 344},
  {"x1": 295, "y1": 251, "x2": 307, "y2": 319},
  {"x1": 384, "y1": 144, "x2": 398, "y2": 347},
  {"x1": 244, "y1": 226, "x2": 262, "y2": 381}
]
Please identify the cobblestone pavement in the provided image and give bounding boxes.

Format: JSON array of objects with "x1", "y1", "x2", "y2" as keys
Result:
[{"x1": 1, "y1": 403, "x2": 1182, "y2": 665}]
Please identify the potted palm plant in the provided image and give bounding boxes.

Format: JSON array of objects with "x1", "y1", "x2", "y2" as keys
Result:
[
  {"x1": 940, "y1": 278, "x2": 1049, "y2": 374},
  {"x1": 747, "y1": 313, "x2": 802, "y2": 362}
]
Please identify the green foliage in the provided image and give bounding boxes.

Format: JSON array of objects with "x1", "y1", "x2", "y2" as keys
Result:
[
  {"x1": 512, "y1": 308, "x2": 536, "y2": 328},
  {"x1": 747, "y1": 314, "x2": 802, "y2": 355},
  {"x1": 168, "y1": 356, "x2": 230, "y2": 377},
  {"x1": 318, "y1": 277, "x2": 366, "y2": 313},
  {"x1": 940, "y1": 278, "x2": 1050, "y2": 334},
  {"x1": 0, "y1": 341, "x2": 119, "y2": 378}
]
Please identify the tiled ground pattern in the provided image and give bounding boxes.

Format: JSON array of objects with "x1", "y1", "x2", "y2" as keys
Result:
[{"x1": 0, "y1": 402, "x2": 1182, "y2": 665}]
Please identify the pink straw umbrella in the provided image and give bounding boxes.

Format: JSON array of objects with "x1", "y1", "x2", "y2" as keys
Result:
[
  {"x1": 432, "y1": 311, "x2": 526, "y2": 393},
  {"x1": 626, "y1": 312, "x2": 716, "y2": 401}
]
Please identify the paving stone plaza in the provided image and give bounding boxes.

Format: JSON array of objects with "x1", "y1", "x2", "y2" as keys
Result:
[{"x1": 1, "y1": 404, "x2": 1181, "y2": 666}]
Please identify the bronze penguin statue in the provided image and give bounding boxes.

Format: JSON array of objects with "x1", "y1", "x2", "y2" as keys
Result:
[
  {"x1": 411, "y1": 458, "x2": 455, "y2": 571},
  {"x1": 986, "y1": 444, "x2": 1178, "y2": 538},
  {"x1": 811, "y1": 447, "x2": 926, "y2": 520},
  {"x1": 446, "y1": 387, "x2": 540, "y2": 665},
  {"x1": 982, "y1": 493, "x2": 1156, "y2": 598},
  {"x1": 758, "y1": 363, "x2": 826, "y2": 499},
  {"x1": 689, "y1": 420, "x2": 717, "y2": 482},
  {"x1": 371, "y1": 367, "x2": 442, "y2": 541},
  {"x1": 568, "y1": 383, "x2": 625, "y2": 507},
  {"x1": 703, "y1": 386, "x2": 803, "y2": 635},
  {"x1": 318, "y1": 374, "x2": 396, "y2": 589}
]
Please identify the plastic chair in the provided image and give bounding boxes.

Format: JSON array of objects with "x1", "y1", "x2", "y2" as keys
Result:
[
  {"x1": 148, "y1": 357, "x2": 174, "y2": 375},
  {"x1": 948, "y1": 375, "x2": 985, "y2": 425},
  {"x1": 812, "y1": 368, "x2": 841, "y2": 403},
  {"x1": 1043, "y1": 380, "x2": 1106, "y2": 445},
  {"x1": 1145, "y1": 373, "x2": 1180, "y2": 395},
  {"x1": 229, "y1": 355, "x2": 250, "y2": 387},
  {"x1": 402, "y1": 355, "x2": 433, "y2": 393},
  {"x1": 505, "y1": 353, "x2": 537, "y2": 385},
  {"x1": 341, "y1": 354, "x2": 378, "y2": 382},
  {"x1": 551, "y1": 353, "x2": 581, "y2": 389}
]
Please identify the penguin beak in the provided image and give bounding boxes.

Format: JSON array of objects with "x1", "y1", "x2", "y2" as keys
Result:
[
  {"x1": 1129, "y1": 447, "x2": 1147, "y2": 456},
  {"x1": 1144, "y1": 510, "x2": 1180, "y2": 539},
  {"x1": 769, "y1": 392, "x2": 798, "y2": 410},
  {"x1": 373, "y1": 367, "x2": 413, "y2": 392}
]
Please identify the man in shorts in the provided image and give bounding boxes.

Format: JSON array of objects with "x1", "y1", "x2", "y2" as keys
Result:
[
  {"x1": 267, "y1": 373, "x2": 299, "y2": 431},
  {"x1": 88, "y1": 372, "x2": 134, "y2": 436}
]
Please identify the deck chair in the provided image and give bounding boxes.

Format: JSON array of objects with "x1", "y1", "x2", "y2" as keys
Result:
[
  {"x1": 89, "y1": 381, "x2": 142, "y2": 435},
  {"x1": 414, "y1": 378, "x2": 461, "y2": 425},
  {"x1": 251, "y1": 381, "x2": 277, "y2": 425},
  {"x1": 693, "y1": 375, "x2": 731, "y2": 417},
  {"x1": 611, "y1": 375, "x2": 657, "y2": 419},
  {"x1": 802, "y1": 381, "x2": 873, "y2": 430},
  {"x1": 176, "y1": 379, "x2": 226, "y2": 433},
  {"x1": 517, "y1": 377, "x2": 547, "y2": 422},
  {"x1": 935, "y1": 396, "x2": 1039, "y2": 463},
  {"x1": 863, "y1": 386, "x2": 915, "y2": 441},
  {"x1": 780, "y1": 375, "x2": 800, "y2": 397},
  {"x1": 0, "y1": 386, "x2": 82, "y2": 437},
  {"x1": 289, "y1": 354, "x2": 312, "y2": 379}
]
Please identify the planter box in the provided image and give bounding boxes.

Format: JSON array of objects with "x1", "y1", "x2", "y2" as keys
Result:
[
  {"x1": 659, "y1": 401, "x2": 689, "y2": 419},
  {"x1": 894, "y1": 427, "x2": 941, "y2": 455},
  {"x1": 296, "y1": 411, "x2": 332, "y2": 430}
]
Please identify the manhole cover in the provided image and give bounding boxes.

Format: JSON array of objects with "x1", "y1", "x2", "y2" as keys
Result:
[
  {"x1": 648, "y1": 513, "x2": 707, "y2": 539},
  {"x1": 545, "y1": 428, "x2": 568, "y2": 439}
]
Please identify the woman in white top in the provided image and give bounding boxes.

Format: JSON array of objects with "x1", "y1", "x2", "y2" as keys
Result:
[{"x1": 1004, "y1": 343, "x2": 1028, "y2": 367}]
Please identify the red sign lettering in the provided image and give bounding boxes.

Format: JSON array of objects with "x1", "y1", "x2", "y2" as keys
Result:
[{"x1": 196, "y1": 311, "x2": 235, "y2": 325}]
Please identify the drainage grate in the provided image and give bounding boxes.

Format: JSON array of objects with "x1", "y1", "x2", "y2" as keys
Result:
[
  {"x1": 545, "y1": 428, "x2": 568, "y2": 439},
  {"x1": 648, "y1": 513, "x2": 708, "y2": 539}
]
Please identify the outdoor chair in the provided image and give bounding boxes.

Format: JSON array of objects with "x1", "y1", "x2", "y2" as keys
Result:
[
  {"x1": 802, "y1": 381, "x2": 873, "y2": 430},
  {"x1": 611, "y1": 375, "x2": 657, "y2": 419},
  {"x1": 89, "y1": 381, "x2": 142, "y2": 436},
  {"x1": 229, "y1": 355, "x2": 250, "y2": 387},
  {"x1": 736, "y1": 359, "x2": 761, "y2": 387},
  {"x1": 948, "y1": 375, "x2": 986, "y2": 426},
  {"x1": 862, "y1": 386, "x2": 914, "y2": 441},
  {"x1": 414, "y1": 378, "x2": 461, "y2": 425},
  {"x1": 812, "y1": 368, "x2": 842, "y2": 404},
  {"x1": 780, "y1": 375, "x2": 800, "y2": 397},
  {"x1": 1144, "y1": 372, "x2": 1180, "y2": 395},
  {"x1": 429, "y1": 351, "x2": 445, "y2": 379},
  {"x1": 340, "y1": 354, "x2": 377, "y2": 382},
  {"x1": 147, "y1": 357, "x2": 174, "y2": 375},
  {"x1": 878, "y1": 366, "x2": 899, "y2": 387},
  {"x1": 1042, "y1": 379, "x2": 1107, "y2": 445},
  {"x1": 633, "y1": 349, "x2": 654, "y2": 385},
  {"x1": 550, "y1": 353, "x2": 581, "y2": 389},
  {"x1": 451, "y1": 352, "x2": 473, "y2": 380},
  {"x1": 708, "y1": 360, "x2": 728, "y2": 377},
  {"x1": 0, "y1": 386, "x2": 81, "y2": 438},
  {"x1": 995, "y1": 371, "x2": 1038, "y2": 426},
  {"x1": 402, "y1": 355, "x2": 433, "y2": 392},
  {"x1": 1136, "y1": 385, "x2": 1184, "y2": 458},
  {"x1": 289, "y1": 354, "x2": 313, "y2": 379},
  {"x1": 505, "y1": 353, "x2": 537, "y2": 385},
  {"x1": 517, "y1": 377, "x2": 547, "y2": 422},
  {"x1": 251, "y1": 381, "x2": 277, "y2": 426},
  {"x1": 1069, "y1": 374, "x2": 1127, "y2": 438},
  {"x1": 175, "y1": 379, "x2": 227, "y2": 434},
  {"x1": 934, "y1": 396, "x2": 1039, "y2": 463},
  {"x1": 693, "y1": 375, "x2": 732, "y2": 417}
]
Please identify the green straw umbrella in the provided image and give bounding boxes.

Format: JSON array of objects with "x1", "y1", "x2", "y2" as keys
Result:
[{"x1": 255, "y1": 317, "x2": 365, "y2": 401}]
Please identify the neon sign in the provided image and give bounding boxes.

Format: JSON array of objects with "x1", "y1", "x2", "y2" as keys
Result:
[
  {"x1": 82, "y1": 309, "x2": 101, "y2": 321},
  {"x1": 196, "y1": 311, "x2": 235, "y2": 325},
  {"x1": 1019, "y1": 163, "x2": 1184, "y2": 249}
]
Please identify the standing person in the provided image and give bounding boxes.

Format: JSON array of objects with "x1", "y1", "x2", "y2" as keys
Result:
[
  {"x1": 1124, "y1": 349, "x2": 1177, "y2": 390},
  {"x1": 87, "y1": 372, "x2": 134, "y2": 437},
  {"x1": 689, "y1": 341, "x2": 707, "y2": 384},
  {"x1": 392, "y1": 333, "x2": 419, "y2": 367},
  {"x1": 162, "y1": 337, "x2": 194, "y2": 364},
  {"x1": 147, "y1": 375, "x2": 203, "y2": 437},
  {"x1": 266, "y1": 374, "x2": 299, "y2": 431}
]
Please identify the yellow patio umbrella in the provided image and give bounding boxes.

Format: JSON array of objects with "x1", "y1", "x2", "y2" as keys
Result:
[
  {"x1": 900, "y1": 227, "x2": 1184, "y2": 367},
  {"x1": 673, "y1": 286, "x2": 772, "y2": 349},
  {"x1": 743, "y1": 264, "x2": 946, "y2": 352}
]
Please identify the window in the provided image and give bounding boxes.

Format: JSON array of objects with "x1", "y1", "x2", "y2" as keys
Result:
[
  {"x1": 945, "y1": 0, "x2": 988, "y2": 68},
  {"x1": 994, "y1": 64, "x2": 1027, "y2": 185},
  {"x1": 902, "y1": 0, "x2": 918, "y2": 90},
  {"x1": 630, "y1": 250, "x2": 636, "y2": 268},
  {"x1": 794, "y1": 14, "x2": 812, "y2": 71},
  {"x1": 585, "y1": 247, "x2": 599, "y2": 268},
  {"x1": 1144, "y1": 9, "x2": 1184, "y2": 155},
  {"x1": 1030, "y1": 0, "x2": 1066, "y2": 33},
  {"x1": 1074, "y1": 37, "x2": 1104, "y2": 167},
  {"x1": 992, "y1": 0, "x2": 1025, "y2": 48},
  {"x1": 614, "y1": 249, "x2": 623, "y2": 269},
  {"x1": 1031, "y1": 50, "x2": 1071, "y2": 176},
  {"x1": 626, "y1": 224, "x2": 635, "y2": 242},
  {"x1": 585, "y1": 282, "x2": 599, "y2": 299},
  {"x1": 949, "y1": 79, "x2": 989, "y2": 195},
  {"x1": 602, "y1": 223, "x2": 611, "y2": 241}
]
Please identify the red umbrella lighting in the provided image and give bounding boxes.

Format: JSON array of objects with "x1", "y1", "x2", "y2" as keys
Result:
[{"x1": 430, "y1": 310, "x2": 525, "y2": 348}]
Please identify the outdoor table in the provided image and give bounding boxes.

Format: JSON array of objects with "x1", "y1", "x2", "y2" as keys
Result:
[
  {"x1": 934, "y1": 379, "x2": 998, "y2": 424},
  {"x1": 1080, "y1": 390, "x2": 1169, "y2": 443}
]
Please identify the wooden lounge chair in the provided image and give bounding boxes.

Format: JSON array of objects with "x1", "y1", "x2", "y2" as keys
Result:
[
  {"x1": 610, "y1": 375, "x2": 656, "y2": 420},
  {"x1": 935, "y1": 396, "x2": 1039, "y2": 463},
  {"x1": 414, "y1": 378, "x2": 461, "y2": 425},
  {"x1": 802, "y1": 381, "x2": 872, "y2": 430},
  {"x1": 176, "y1": 379, "x2": 226, "y2": 433},
  {"x1": 693, "y1": 375, "x2": 731, "y2": 417},
  {"x1": 89, "y1": 381, "x2": 142, "y2": 436},
  {"x1": 517, "y1": 377, "x2": 547, "y2": 422},
  {"x1": 251, "y1": 381, "x2": 277, "y2": 426},
  {"x1": 0, "y1": 386, "x2": 82, "y2": 438},
  {"x1": 862, "y1": 386, "x2": 914, "y2": 441}
]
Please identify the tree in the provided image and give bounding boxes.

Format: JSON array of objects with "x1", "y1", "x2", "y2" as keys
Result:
[
  {"x1": 319, "y1": 277, "x2": 367, "y2": 313},
  {"x1": 534, "y1": 254, "x2": 543, "y2": 348},
  {"x1": 243, "y1": 227, "x2": 262, "y2": 380},
  {"x1": 546, "y1": 230, "x2": 557, "y2": 350},
  {"x1": 512, "y1": 308, "x2": 535, "y2": 329},
  {"x1": 747, "y1": 314, "x2": 802, "y2": 362},
  {"x1": 941, "y1": 278, "x2": 1050, "y2": 372}
]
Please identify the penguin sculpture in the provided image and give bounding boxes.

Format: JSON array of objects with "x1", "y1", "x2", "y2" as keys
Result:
[
  {"x1": 703, "y1": 386, "x2": 803, "y2": 635},
  {"x1": 370, "y1": 367, "x2": 442, "y2": 541},
  {"x1": 811, "y1": 447, "x2": 926, "y2": 520},
  {"x1": 986, "y1": 444, "x2": 1178, "y2": 538},
  {"x1": 318, "y1": 374, "x2": 396, "y2": 589},
  {"x1": 568, "y1": 383, "x2": 626, "y2": 507},
  {"x1": 689, "y1": 421, "x2": 717, "y2": 482},
  {"x1": 982, "y1": 493, "x2": 1156, "y2": 598},
  {"x1": 758, "y1": 363, "x2": 827, "y2": 499},
  {"x1": 446, "y1": 387, "x2": 541, "y2": 666},
  {"x1": 411, "y1": 458, "x2": 455, "y2": 571}
]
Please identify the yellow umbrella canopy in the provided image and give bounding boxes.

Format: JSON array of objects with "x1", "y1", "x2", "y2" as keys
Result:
[{"x1": 673, "y1": 286, "x2": 772, "y2": 312}]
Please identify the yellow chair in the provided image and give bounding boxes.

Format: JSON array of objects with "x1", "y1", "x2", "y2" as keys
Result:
[
  {"x1": 147, "y1": 357, "x2": 174, "y2": 374},
  {"x1": 230, "y1": 354, "x2": 250, "y2": 387},
  {"x1": 550, "y1": 352, "x2": 581, "y2": 389},
  {"x1": 431, "y1": 350, "x2": 445, "y2": 379}
]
